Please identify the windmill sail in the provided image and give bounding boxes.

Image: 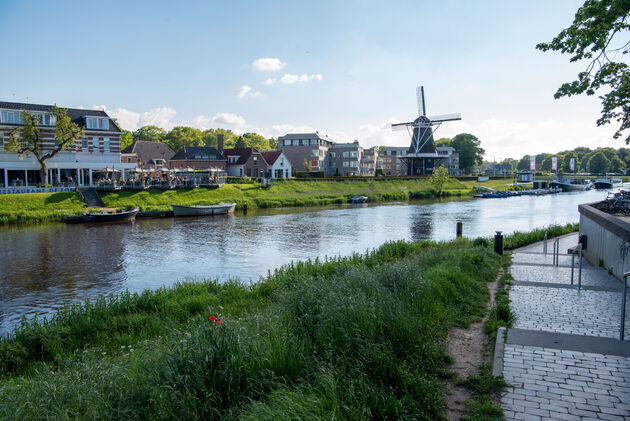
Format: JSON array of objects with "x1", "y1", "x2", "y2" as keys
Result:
[
  {"x1": 428, "y1": 113, "x2": 461, "y2": 122},
  {"x1": 416, "y1": 86, "x2": 426, "y2": 117}
]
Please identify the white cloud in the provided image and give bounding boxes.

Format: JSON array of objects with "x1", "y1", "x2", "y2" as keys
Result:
[
  {"x1": 252, "y1": 57, "x2": 286, "y2": 72},
  {"x1": 264, "y1": 123, "x2": 317, "y2": 138},
  {"x1": 235, "y1": 85, "x2": 262, "y2": 99},
  {"x1": 192, "y1": 112, "x2": 247, "y2": 133},
  {"x1": 100, "y1": 106, "x2": 178, "y2": 131},
  {"x1": 235, "y1": 85, "x2": 252, "y2": 99},
  {"x1": 280, "y1": 73, "x2": 323, "y2": 84},
  {"x1": 264, "y1": 78, "x2": 276, "y2": 86}
]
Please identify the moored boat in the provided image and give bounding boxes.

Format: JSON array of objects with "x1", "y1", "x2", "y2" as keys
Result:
[
  {"x1": 348, "y1": 195, "x2": 368, "y2": 204},
  {"x1": 593, "y1": 176, "x2": 623, "y2": 189},
  {"x1": 172, "y1": 203, "x2": 236, "y2": 216},
  {"x1": 549, "y1": 177, "x2": 593, "y2": 192},
  {"x1": 63, "y1": 208, "x2": 139, "y2": 224}
]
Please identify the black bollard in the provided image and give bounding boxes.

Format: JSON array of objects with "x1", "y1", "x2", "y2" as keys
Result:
[
  {"x1": 494, "y1": 231, "x2": 503, "y2": 255},
  {"x1": 242, "y1": 203, "x2": 248, "y2": 214},
  {"x1": 456, "y1": 221, "x2": 463, "y2": 238}
]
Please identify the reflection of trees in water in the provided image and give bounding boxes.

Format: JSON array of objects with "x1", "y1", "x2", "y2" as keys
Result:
[
  {"x1": 410, "y1": 208, "x2": 434, "y2": 242},
  {"x1": 2, "y1": 223, "x2": 126, "y2": 299}
]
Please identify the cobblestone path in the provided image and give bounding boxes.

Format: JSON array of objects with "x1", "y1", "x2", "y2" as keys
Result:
[{"x1": 497, "y1": 233, "x2": 630, "y2": 420}]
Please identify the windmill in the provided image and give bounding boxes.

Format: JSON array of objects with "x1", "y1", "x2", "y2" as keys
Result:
[{"x1": 391, "y1": 86, "x2": 461, "y2": 175}]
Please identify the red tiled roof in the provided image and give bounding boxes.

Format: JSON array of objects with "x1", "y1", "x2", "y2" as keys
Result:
[
  {"x1": 223, "y1": 148, "x2": 256, "y2": 165},
  {"x1": 261, "y1": 150, "x2": 282, "y2": 165}
]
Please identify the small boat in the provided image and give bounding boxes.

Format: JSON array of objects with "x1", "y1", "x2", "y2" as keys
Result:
[
  {"x1": 63, "y1": 208, "x2": 139, "y2": 224},
  {"x1": 594, "y1": 176, "x2": 623, "y2": 189},
  {"x1": 481, "y1": 191, "x2": 521, "y2": 198},
  {"x1": 550, "y1": 177, "x2": 593, "y2": 192},
  {"x1": 348, "y1": 195, "x2": 368, "y2": 204},
  {"x1": 172, "y1": 202, "x2": 236, "y2": 216}
]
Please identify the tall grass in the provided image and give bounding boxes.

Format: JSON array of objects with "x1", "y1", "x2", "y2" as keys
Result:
[
  {"x1": 503, "y1": 223, "x2": 579, "y2": 250},
  {"x1": 0, "y1": 239, "x2": 501, "y2": 419}
]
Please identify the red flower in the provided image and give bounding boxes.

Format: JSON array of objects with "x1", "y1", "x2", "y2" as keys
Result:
[
  {"x1": 209, "y1": 316, "x2": 216, "y2": 322},
  {"x1": 216, "y1": 319, "x2": 223, "y2": 325}
]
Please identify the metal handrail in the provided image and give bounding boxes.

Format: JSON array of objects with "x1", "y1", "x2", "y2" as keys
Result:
[
  {"x1": 621, "y1": 271, "x2": 629, "y2": 341},
  {"x1": 578, "y1": 243, "x2": 583, "y2": 291},
  {"x1": 552, "y1": 237, "x2": 560, "y2": 267},
  {"x1": 543, "y1": 232, "x2": 548, "y2": 254}
]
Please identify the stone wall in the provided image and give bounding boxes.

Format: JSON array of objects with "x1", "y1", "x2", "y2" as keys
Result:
[{"x1": 579, "y1": 202, "x2": 630, "y2": 280}]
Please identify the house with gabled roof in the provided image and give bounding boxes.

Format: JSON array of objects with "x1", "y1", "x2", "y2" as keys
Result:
[
  {"x1": 261, "y1": 150, "x2": 292, "y2": 179},
  {"x1": 169, "y1": 146, "x2": 226, "y2": 170},
  {"x1": 0, "y1": 101, "x2": 136, "y2": 190},
  {"x1": 121, "y1": 140, "x2": 174, "y2": 170},
  {"x1": 223, "y1": 148, "x2": 268, "y2": 178}
]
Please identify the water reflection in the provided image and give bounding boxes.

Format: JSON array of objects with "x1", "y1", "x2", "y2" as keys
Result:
[{"x1": 0, "y1": 188, "x2": 614, "y2": 334}]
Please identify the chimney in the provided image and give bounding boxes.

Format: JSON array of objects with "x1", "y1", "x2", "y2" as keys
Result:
[{"x1": 217, "y1": 134, "x2": 224, "y2": 154}]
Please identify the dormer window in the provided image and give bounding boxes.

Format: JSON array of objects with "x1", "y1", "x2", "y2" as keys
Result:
[
  {"x1": 86, "y1": 117, "x2": 109, "y2": 130},
  {"x1": 228, "y1": 156, "x2": 239, "y2": 164},
  {"x1": 1, "y1": 111, "x2": 22, "y2": 124}
]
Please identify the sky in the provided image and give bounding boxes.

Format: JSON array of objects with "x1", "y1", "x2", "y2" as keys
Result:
[{"x1": 0, "y1": 0, "x2": 627, "y2": 160}]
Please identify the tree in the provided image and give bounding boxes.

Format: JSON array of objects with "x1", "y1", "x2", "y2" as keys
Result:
[
  {"x1": 132, "y1": 125, "x2": 166, "y2": 142},
  {"x1": 610, "y1": 154, "x2": 626, "y2": 172},
  {"x1": 536, "y1": 0, "x2": 630, "y2": 143},
  {"x1": 450, "y1": 133, "x2": 485, "y2": 173},
  {"x1": 429, "y1": 165, "x2": 450, "y2": 194},
  {"x1": 241, "y1": 132, "x2": 271, "y2": 150},
  {"x1": 7, "y1": 106, "x2": 84, "y2": 185},
  {"x1": 517, "y1": 155, "x2": 532, "y2": 171},
  {"x1": 234, "y1": 136, "x2": 247, "y2": 149},
  {"x1": 588, "y1": 151, "x2": 611, "y2": 173},
  {"x1": 303, "y1": 158, "x2": 312, "y2": 172},
  {"x1": 120, "y1": 130, "x2": 134, "y2": 150},
  {"x1": 435, "y1": 137, "x2": 451, "y2": 147},
  {"x1": 165, "y1": 126, "x2": 203, "y2": 152}
]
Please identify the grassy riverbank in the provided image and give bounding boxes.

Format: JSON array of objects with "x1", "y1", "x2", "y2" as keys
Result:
[
  {"x1": 0, "y1": 238, "x2": 503, "y2": 419},
  {"x1": 0, "y1": 178, "x2": 470, "y2": 224}
]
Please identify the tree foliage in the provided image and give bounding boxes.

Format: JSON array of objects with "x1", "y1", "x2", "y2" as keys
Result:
[
  {"x1": 429, "y1": 165, "x2": 450, "y2": 194},
  {"x1": 120, "y1": 131, "x2": 134, "y2": 150},
  {"x1": 132, "y1": 125, "x2": 166, "y2": 142},
  {"x1": 450, "y1": 133, "x2": 485, "y2": 173},
  {"x1": 7, "y1": 107, "x2": 84, "y2": 185},
  {"x1": 536, "y1": 0, "x2": 630, "y2": 143},
  {"x1": 588, "y1": 151, "x2": 611, "y2": 173},
  {"x1": 435, "y1": 137, "x2": 451, "y2": 147}
]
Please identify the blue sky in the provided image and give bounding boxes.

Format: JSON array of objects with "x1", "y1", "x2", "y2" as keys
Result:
[{"x1": 0, "y1": 0, "x2": 624, "y2": 160}]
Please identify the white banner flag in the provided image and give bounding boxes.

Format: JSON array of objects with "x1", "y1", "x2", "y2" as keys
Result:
[
  {"x1": 552, "y1": 157, "x2": 558, "y2": 171},
  {"x1": 570, "y1": 158, "x2": 575, "y2": 171},
  {"x1": 530, "y1": 156, "x2": 536, "y2": 170}
]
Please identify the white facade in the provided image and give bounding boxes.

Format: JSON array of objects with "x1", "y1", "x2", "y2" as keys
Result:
[{"x1": 266, "y1": 152, "x2": 292, "y2": 179}]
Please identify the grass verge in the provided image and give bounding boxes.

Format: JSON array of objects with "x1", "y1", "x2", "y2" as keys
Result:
[{"x1": 0, "y1": 238, "x2": 501, "y2": 419}]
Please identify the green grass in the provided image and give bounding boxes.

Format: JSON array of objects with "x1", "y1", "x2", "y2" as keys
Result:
[
  {"x1": 0, "y1": 178, "x2": 472, "y2": 224},
  {"x1": 99, "y1": 178, "x2": 470, "y2": 212},
  {"x1": 0, "y1": 238, "x2": 502, "y2": 419},
  {"x1": 503, "y1": 223, "x2": 579, "y2": 250},
  {"x1": 460, "y1": 364, "x2": 507, "y2": 421},
  {"x1": 0, "y1": 192, "x2": 85, "y2": 224}
]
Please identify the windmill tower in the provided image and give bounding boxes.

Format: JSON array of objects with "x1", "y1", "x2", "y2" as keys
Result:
[{"x1": 391, "y1": 86, "x2": 461, "y2": 175}]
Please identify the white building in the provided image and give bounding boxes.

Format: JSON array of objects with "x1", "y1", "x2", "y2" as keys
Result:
[{"x1": 0, "y1": 101, "x2": 136, "y2": 191}]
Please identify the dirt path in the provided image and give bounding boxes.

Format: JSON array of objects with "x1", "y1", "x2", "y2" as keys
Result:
[{"x1": 443, "y1": 268, "x2": 503, "y2": 420}]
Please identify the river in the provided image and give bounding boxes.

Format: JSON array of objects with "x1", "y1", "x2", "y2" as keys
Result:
[{"x1": 0, "y1": 188, "x2": 614, "y2": 334}]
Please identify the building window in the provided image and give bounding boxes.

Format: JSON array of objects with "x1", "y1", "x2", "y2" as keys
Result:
[
  {"x1": 293, "y1": 140, "x2": 299, "y2": 146},
  {"x1": 127, "y1": 158, "x2": 132, "y2": 163},
  {"x1": 310, "y1": 139, "x2": 317, "y2": 146},
  {"x1": 350, "y1": 151, "x2": 358, "y2": 158},
  {"x1": 253, "y1": 157, "x2": 258, "y2": 165},
  {"x1": 103, "y1": 138, "x2": 110, "y2": 152},
  {"x1": 1, "y1": 111, "x2": 22, "y2": 124},
  {"x1": 342, "y1": 151, "x2": 349, "y2": 158},
  {"x1": 81, "y1": 138, "x2": 88, "y2": 149},
  {"x1": 246, "y1": 168, "x2": 251, "y2": 176},
  {"x1": 86, "y1": 117, "x2": 109, "y2": 130}
]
